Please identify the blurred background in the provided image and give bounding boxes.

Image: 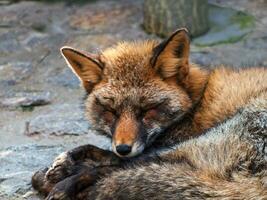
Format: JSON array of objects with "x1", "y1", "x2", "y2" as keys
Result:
[{"x1": 0, "y1": 0, "x2": 266, "y2": 199}]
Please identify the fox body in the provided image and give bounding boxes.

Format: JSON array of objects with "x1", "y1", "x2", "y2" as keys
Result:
[{"x1": 32, "y1": 29, "x2": 267, "y2": 199}]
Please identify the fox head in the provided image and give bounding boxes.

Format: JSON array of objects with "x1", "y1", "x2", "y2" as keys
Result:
[{"x1": 61, "y1": 29, "x2": 200, "y2": 157}]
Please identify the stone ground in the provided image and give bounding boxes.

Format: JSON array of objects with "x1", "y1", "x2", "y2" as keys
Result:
[{"x1": 0, "y1": 0, "x2": 266, "y2": 199}]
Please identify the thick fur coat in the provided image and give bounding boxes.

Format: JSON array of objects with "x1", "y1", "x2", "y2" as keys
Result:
[{"x1": 32, "y1": 29, "x2": 267, "y2": 200}]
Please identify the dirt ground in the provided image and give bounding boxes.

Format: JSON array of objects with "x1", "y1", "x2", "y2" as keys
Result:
[{"x1": 0, "y1": 0, "x2": 266, "y2": 199}]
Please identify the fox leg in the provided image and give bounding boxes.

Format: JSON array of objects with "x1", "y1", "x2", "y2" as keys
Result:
[
  {"x1": 45, "y1": 165, "x2": 118, "y2": 200},
  {"x1": 93, "y1": 160, "x2": 267, "y2": 200},
  {"x1": 45, "y1": 145, "x2": 120, "y2": 182},
  {"x1": 32, "y1": 144, "x2": 120, "y2": 195}
]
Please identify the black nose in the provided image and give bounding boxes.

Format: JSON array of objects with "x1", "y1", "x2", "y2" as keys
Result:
[{"x1": 116, "y1": 144, "x2": 132, "y2": 156}]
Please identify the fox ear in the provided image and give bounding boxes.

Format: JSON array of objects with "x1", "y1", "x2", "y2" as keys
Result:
[
  {"x1": 151, "y1": 28, "x2": 190, "y2": 80},
  {"x1": 61, "y1": 47, "x2": 103, "y2": 93}
]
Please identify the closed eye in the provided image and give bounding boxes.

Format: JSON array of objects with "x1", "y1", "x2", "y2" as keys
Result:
[
  {"x1": 141, "y1": 102, "x2": 167, "y2": 123},
  {"x1": 141, "y1": 99, "x2": 167, "y2": 112},
  {"x1": 95, "y1": 97, "x2": 118, "y2": 117}
]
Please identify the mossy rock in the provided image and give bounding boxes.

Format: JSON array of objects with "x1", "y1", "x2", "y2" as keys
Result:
[{"x1": 193, "y1": 4, "x2": 255, "y2": 46}]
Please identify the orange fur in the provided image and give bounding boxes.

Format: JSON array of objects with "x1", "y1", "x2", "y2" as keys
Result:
[
  {"x1": 114, "y1": 112, "x2": 138, "y2": 146},
  {"x1": 193, "y1": 67, "x2": 267, "y2": 132}
]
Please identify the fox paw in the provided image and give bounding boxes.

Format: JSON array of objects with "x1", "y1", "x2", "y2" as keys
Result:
[{"x1": 45, "y1": 152, "x2": 75, "y2": 183}]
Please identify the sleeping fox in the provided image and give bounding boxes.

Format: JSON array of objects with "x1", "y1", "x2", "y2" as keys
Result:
[{"x1": 32, "y1": 29, "x2": 267, "y2": 199}]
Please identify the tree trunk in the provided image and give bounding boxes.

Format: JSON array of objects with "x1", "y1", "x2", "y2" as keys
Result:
[{"x1": 143, "y1": 0, "x2": 209, "y2": 37}]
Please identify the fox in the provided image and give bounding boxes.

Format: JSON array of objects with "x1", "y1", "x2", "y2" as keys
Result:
[{"x1": 32, "y1": 28, "x2": 267, "y2": 200}]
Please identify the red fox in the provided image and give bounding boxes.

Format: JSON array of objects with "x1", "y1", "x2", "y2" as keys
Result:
[{"x1": 32, "y1": 29, "x2": 267, "y2": 199}]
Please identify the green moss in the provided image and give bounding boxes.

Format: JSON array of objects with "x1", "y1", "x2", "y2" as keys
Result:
[
  {"x1": 231, "y1": 11, "x2": 255, "y2": 29},
  {"x1": 193, "y1": 5, "x2": 255, "y2": 47},
  {"x1": 195, "y1": 33, "x2": 248, "y2": 47}
]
